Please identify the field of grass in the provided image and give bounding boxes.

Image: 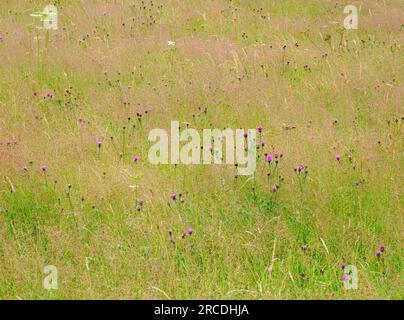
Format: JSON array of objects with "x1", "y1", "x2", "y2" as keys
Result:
[{"x1": 0, "y1": 0, "x2": 403, "y2": 299}]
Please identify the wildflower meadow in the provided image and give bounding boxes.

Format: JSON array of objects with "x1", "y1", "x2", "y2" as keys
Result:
[{"x1": 0, "y1": 0, "x2": 403, "y2": 300}]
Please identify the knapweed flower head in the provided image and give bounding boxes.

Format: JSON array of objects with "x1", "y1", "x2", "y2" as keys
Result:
[
  {"x1": 336, "y1": 154, "x2": 341, "y2": 161},
  {"x1": 256, "y1": 126, "x2": 263, "y2": 133},
  {"x1": 379, "y1": 244, "x2": 385, "y2": 252},
  {"x1": 136, "y1": 205, "x2": 142, "y2": 211},
  {"x1": 266, "y1": 155, "x2": 273, "y2": 163},
  {"x1": 339, "y1": 262, "x2": 346, "y2": 270},
  {"x1": 21, "y1": 166, "x2": 28, "y2": 171},
  {"x1": 33, "y1": 91, "x2": 38, "y2": 96},
  {"x1": 342, "y1": 274, "x2": 350, "y2": 281},
  {"x1": 168, "y1": 229, "x2": 175, "y2": 243},
  {"x1": 243, "y1": 131, "x2": 248, "y2": 138},
  {"x1": 136, "y1": 198, "x2": 143, "y2": 204},
  {"x1": 296, "y1": 163, "x2": 305, "y2": 172},
  {"x1": 133, "y1": 155, "x2": 140, "y2": 162},
  {"x1": 302, "y1": 244, "x2": 308, "y2": 251},
  {"x1": 274, "y1": 152, "x2": 283, "y2": 158},
  {"x1": 187, "y1": 227, "x2": 194, "y2": 235},
  {"x1": 170, "y1": 193, "x2": 177, "y2": 200},
  {"x1": 375, "y1": 250, "x2": 382, "y2": 257},
  {"x1": 97, "y1": 138, "x2": 103, "y2": 147},
  {"x1": 41, "y1": 165, "x2": 46, "y2": 172}
]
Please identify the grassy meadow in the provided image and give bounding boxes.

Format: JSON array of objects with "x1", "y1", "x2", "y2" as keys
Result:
[{"x1": 0, "y1": 0, "x2": 403, "y2": 299}]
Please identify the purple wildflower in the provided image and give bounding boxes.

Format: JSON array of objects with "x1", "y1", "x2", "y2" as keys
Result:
[
  {"x1": 379, "y1": 244, "x2": 385, "y2": 252},
  {"x1": 336, "y1": 154, "x2": 341, "y2": 161},
  {"x1": 296, "y1": 163, "x2": 305, "y2": 172},
  {"x1": 21, "y1": 166, "x2": 28, "y2": 171},
  {"x1": 339, "y1": 262, "x2": 346, "y2": 270},
  {"x1": 375, "y1": 250, "x2": 382, "y2": 257},
  {"x1": 266, "y1": 155, "x2": 273, "y2": 163},
  {"x1": 256, "y1": 126, "x2": 263, "y2": 133},
  {"x1": 41, "y1": 165, "x2": 46, "y2": 172},
  {"x1": 133, "y1": 155, "x2": 140, "y2": 162},
  {"x1": 187, "y1": 227, "x2": 194, "y2": 235},
  {"x1": 170, "y1": 193, "x2": 177, "y2": 200},
  {"x1": 342, "y1": 274, "x2": 350, "y2": 281}
]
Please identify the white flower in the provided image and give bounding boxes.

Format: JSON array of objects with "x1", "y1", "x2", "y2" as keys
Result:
[{"x1": 167, "y1": 40, "x2": 176, "y2": 46}]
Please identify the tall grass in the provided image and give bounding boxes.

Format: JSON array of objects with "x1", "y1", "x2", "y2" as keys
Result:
[{"x1": 0, "y1": 0, "x2": 402, "y2": 299}]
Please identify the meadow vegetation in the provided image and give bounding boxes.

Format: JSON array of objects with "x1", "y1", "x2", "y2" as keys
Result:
[{"x1": 0, "y1": 0, "x2": 403, "y2": 299}]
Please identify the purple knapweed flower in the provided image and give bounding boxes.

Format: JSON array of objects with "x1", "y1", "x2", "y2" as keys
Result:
[
  {"x1": 187, "y1": 227, "x2": 194, "y2": 235},
  {"x1": 339, "y1": 262, "x2": 346, "y2": 270},
  {"x1": 336, "y1": 154, "x2": 341, "y2": 161},
  {"x1": 342, "y1": 274, "x2": 350, "y2": 281},
  {"x1": 41, "y1": 165, "x2": 46, "y2": 172},
  {"x1": 274, "y1": 152, "x2": 283, "y2": 158},
  {"x1": 136, "y1": 205, "x2": 142, "y2": 211},
  {"x1": 379, "y1": 244, "x2": 385, "y2": 252},
  {"x1": 243, "y1": 131, "x2": 248, "y2": 138},
  {"x1": 136, "y1": 198, "x2": 143, "y2": 204},
  {"x1": 170, "y1": 193, "x2": 177, "y2": 200},
  {"x1": 375, "y1": 250, "x2": 382, "y2": 257},
  {"x1": 97, "y1": 138, "x2": 103, "y2": 147},
  {"x1": 133, "y1": 155, "x2": 140, "y2": 162},
  {"x1": 33, "y1": 91, "x2": 38, "y2": 96},
  {"x1": 256, "y1": 126, "x2": 263, "y2": 133},
  {"x1": 21, "y1": 166, "x2": 28, "y2": 171},
  {"x1": 296, "y1": 163, "x2": 305, "y2": 172},
  {"x1": 266, "y1": 155, "x2": 273, "y2": 163}
]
